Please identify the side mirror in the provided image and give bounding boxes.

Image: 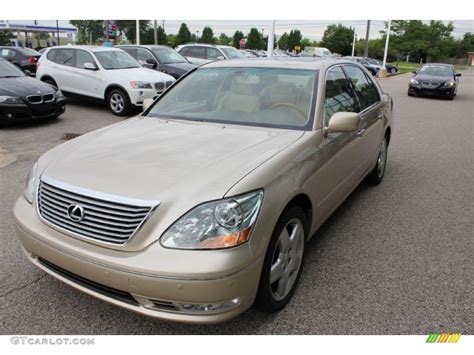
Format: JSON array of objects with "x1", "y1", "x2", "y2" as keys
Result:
[
  {"x1": 327, "y1": 112, "x2": 360, "y2": 133},
  {"x1": 455, "y1": 73, "x2": 462, "y2": 77},
  {"x1": 145, "y1": 58, "x2": 158, "y2": 69},
  {"x1": 216, "y1": 56, "x2": 225, "y2": 60},
  {"x1": 23, "y1": 69, "x2": 32, "y2": 76},
  {"x1": 83, "y1": 62, "x2": 98, "y2": 71},
  {"x1": 142, "y1": 98, "x2": 154, "y2": 112}
]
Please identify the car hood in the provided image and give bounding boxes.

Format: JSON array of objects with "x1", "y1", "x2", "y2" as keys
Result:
[
  {"x1": 414, "y1": 74, "x2": 451, "y2": 82},
  {"x1": 103, "y1": 67, "x2": 175, "y2": 82},
  {"x1": 162, "y1": 62, "x2": 196, "y2": 74},
  {"x1": 0, "y1": 76, "x2": 55, "y2": 97},
  {"x1": 41, "y1": 117, "x2": 304, "y2": 204}
]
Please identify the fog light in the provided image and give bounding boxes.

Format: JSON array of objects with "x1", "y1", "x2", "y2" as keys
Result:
[
  {"x1": 175, "y1": 297, "x2": 241, "y2": 314},
  {"x1": 7, "y1": 113, "x2": 13, "y2": 119},
  {"x1": 138, "y1": 91, "x2": 143, "y2": 96}
]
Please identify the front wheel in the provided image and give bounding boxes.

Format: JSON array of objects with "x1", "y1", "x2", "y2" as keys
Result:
[
  {"x1": 107, "y1": 89, "x2": 131, "y2": 116},
  {"x1": 389, "y1": 67, "x2": 397, "y2": 74},
  {"x1": 368, "y1": 136, "x2": 388, "y2": 185},
  {"x1": 255, "y1": 205, "x2": 307, "y2": 312}
]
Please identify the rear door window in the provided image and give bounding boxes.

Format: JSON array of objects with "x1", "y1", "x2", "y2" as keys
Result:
[
  {"x1": 189, "y1": 46, "x2": 206, "y2": 59},
  {"x1": 120, "y1": 47, "x2": 137, "y2": 59},
  {"x1": 54, "y1": 49, "x2": 75, "y2": 67},
  {"x1": 75, "y1": 50, "x2": 95, "y2": 69},
  {"x1": 206, "y1": 47, "x2": 222, "y2": 60}
]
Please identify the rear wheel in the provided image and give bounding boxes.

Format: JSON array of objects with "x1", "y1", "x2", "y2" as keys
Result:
[
  {"x1": 107, "y1": 89, "x2": 131, "y2": 116},
  {"x1": 368, "y1": 135, "x2": 388, "y2": 185},
  {"x1": 389, "y1": 67, "x2": 397, "y2": 74},
  {"x1": 255, "y1": 205, "x2": 307, "y2": 312}
]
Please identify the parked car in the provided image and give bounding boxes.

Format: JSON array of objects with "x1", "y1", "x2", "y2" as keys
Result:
[
  {"x1": 116, "y1": 45, "x2": 196, "y2": 79},
  {"x1": 176, "y1": 44, "x2": 245, "y2": 65},
  {"x1": 408, "y1": 63, "x2": 461, "y2": 100},
  {"x1": 0, "y1": 58, "x2": 65, "y2": 124},
  {"x1": 343, "y1": 56, "x2": 379, "y2": 76},
  {"x1": 14, "y1": 58, "x2": 393, "y2": 324},
  {"x1": 36, "y1": 46, "x2": 175, "y2": 116},
  {"x1": 364, "y1": 58, "x2": 398, "y2": 74},
  {"x1": 301, "y1": 47, "x2": 332, "y2": 58},
  {"x1": 240, "y1": 49, "x2": 257, "y2": 58},
  {"x1": 0, "y1": 46, "x2": 41, "y2": 74},
  {"x1": 272, "y1": 50, "x2": 290, "y2": 57}
]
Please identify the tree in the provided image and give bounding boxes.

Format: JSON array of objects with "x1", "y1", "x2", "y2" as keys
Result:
[
  {"x1": 176, "y1": 23, "x2": 191, "y2": 45},
  {"x1": 115, "y1": 20, "x2": 150, "y2": 44},
  {"x1": 232, "y1": 30, "x2": 244, "y2": 48},
  {"x1": 199, "y1": 26, "x2": 215, "y2": 44},
  {"x1": 278, "y1": 32, "x2": 289, "y2": 50},
  {"x1": 247, "y1": 28, "x2": 264, "y2": 50},
  {"x1": 167, "y1": 34, "x2": 177, "y2": 48},
  {"x1": 0, "y1": 30, "x2": 14, "y2": 45},
  {"x1": 320, "y1": 24, "x2": 354, "y2": 55},
  {"x1": 300, "y1": 37, "x2": 313, "y2": 50},
  {"x1": 70, "y1": 20, "x2": 104, "y2": 44},
  {"x1": 217, "y1": 33, "x2": 231, "y2": 45},
  {"x1": 157, "y1": 26, "x2": 167, "y2": 45},
  {"x1": 287, "y1": 29, "x2": 302, "y2": 51}
]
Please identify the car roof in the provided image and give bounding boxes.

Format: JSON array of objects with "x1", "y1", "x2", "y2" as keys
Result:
[
  {"x1": 47, "y1": 45, "x2": 123, "y2": 53},
  {"x1": 421, "y1": 63, "x2": 454, "y2": 67},
  {"x1": 201, "y1": 57, "x2": 354, "y2": 71},
  {"x1": 117, "y1": 45, "x2": 172, "y2": 50}
]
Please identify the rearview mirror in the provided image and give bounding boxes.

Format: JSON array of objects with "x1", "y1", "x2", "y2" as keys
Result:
[
  {"x1": 83, "y1": 62, "x2": 98, "y2": 70},
  {"x1": 145, "y1": 58, "x2": 158, "y2": 69},
  {"x1": 142, "y1": 98, "x2": 154, "y2": 112},
  {"x1": 327, "y1": 112, "x2": 360, "y2": 133},
  {"x1": 455, "y1": 73, "x2": 462, "y2": 77}
]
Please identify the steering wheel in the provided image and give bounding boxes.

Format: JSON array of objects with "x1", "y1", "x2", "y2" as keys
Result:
[{"x1": 269, "y1": 102, "x2": 307, "y2": 118}]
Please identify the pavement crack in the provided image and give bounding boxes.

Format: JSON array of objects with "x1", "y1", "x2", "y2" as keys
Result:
[{"x1": 0, "y1": 274, "x2": 47, "y2": 298}]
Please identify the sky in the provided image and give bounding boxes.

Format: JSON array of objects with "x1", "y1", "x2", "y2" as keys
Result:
[{"x1": 3, "y1": 20, "x2": 473, "y2": 40}]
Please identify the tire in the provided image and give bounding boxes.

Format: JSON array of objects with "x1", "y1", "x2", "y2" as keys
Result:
[
  {"x1": 107, "y1": 88, "x2": 132, "y2": 116},
  {"x1": 43, "y1": 77, "x2": 57, "y2": 88},
  {"x1": 255, "y1": 205, "x2": 307, "y2": 312},
  {"x1": 389, "y1": 67, "x2": 397, "y2": 74},
  {"x1": 407, "y1": 91, "x2": 414, "y2": 97},
  {"x1": 368, "y1": 135, "x2": 388, "y2": 185}
]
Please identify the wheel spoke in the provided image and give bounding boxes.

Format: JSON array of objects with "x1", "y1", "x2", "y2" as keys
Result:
[
  {"x1": 270, "y1": 258, "x2": 284, "y2": 284},
  {"x1": 278, "y1": 228, "x2": 291, "y2": 252},
  {"x1": 275, "y1": 271, "x2": 289, "y2": 298},
  {"x1": 289, "y1": 223, "x2": 303, "y2": 249}
]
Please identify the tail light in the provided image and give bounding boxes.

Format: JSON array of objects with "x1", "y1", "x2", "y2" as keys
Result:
[{"x1": 28, "y1": 56, "x2": 39, "y2": 64}]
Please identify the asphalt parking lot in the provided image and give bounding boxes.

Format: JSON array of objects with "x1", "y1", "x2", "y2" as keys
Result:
[{"x1": 1, "y1": 69, "x2": 473, "y2": 335}]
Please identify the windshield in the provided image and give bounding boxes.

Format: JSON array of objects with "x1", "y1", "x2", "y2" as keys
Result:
[
  {"x1": 152, "y1": 48, "x2": 187, "y2": 64},
  {"x1": 95, "y1": 50, "x2": 140, "y2": 70},
  {"x1": 220, "y1": 47, "x2": 245, "y2": 59},
  {"x1": 419, "y1": 65, "x2": 454, "y2": 76},
  {"x1": 0, "y1": 60, "x2": 25, "y2": 78},
  {"x1": 148, "y1": 67, "x2": 317, "y2": 130}
]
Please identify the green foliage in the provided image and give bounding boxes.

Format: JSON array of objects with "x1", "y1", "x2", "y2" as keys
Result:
[
  {"x1": 287, "y1": 29, "x2": 302, "y2": 51},
  {"x1": 70, "y1": 20, "x2": 104, "y2": 44},
  {"x1": 300, "y1": 37, "x2": 315, "y2": 50},
  {"x1": 217, "y1": 33, "x2": 231, "y2": 45},
  {"x1": 247, "y1": 28, "x2": 264, "y2": 50},
  {"x1": 167, "y1": 34, "x2": 177, "y2": 48},
  {"x1": 320, "y1": 24, "x2": 354, "y2": 55},
  {"x1": 0, "y1": 30, "x2": 14, "y2": 45},
  {"x1": 278, "y1": 32, "x2": 289, "y2": 50},
  {"x1": 232, "y1": 30, "x2": 244, "y2": 48},
  {"x1": 176, "y1": 23, "x2": 191, "y2": 45},
  {"x1": 199, "y1": 26, "x2": 215, "y2": 44}
]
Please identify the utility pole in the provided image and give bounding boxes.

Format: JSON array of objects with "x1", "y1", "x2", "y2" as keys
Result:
[
  {"x1": 351, "y1": 27, "x2": 356, "y2": 56},
  {"x1": 382, "y1": 20, "x2": 392, "y2": 69},
  {"x1": 267, "y1": 20, "x2": 275, "y2": 57},
  {"x1": 55, "y1": 20, "x2": 60, "y2": 46},
  {"x1": 136, "y1": 19, "x2": 140, "y2": 45},
  {"x1": 363, "y1": 20, "x2": 371, "y2": 57},
  {"x1": 154, "y1": 20, "x2": 158, "y2": 44}
]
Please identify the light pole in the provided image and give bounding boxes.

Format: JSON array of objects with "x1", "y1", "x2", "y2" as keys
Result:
[
  {"x1": 136, "y1": 19, "x2": 140, "y2": 45},
  {"x1": 196, "y1": 30, "x2": 199, "y2": 42},
  {"x1": 351, "y1": 27, "x2": 356, "y2": 56},
  {"x1": 154, "y1": 20, "x2": 158, "y2": 44},
  {"x1": 267, "y1": 20, "x2": 275, "y2": 57},
  {"x1": 379, "y1": 20, "x2": 392, "y2": 78}
]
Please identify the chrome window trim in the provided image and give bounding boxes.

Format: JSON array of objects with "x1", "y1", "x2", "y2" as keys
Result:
[{"x1": 36, "y1": 175, "x2": 160, "y2": 247}]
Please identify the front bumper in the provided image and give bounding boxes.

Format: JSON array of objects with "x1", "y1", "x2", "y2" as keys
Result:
[
  {"x1": 408, "y1": 84, "x2": 455, "y2": 97},
  {"x1": 13, "y1": 197, "x2": 262, "y2": 324},
  {"x1": 128, "y1": 89, "x2": 162, "y2": 106},
  {"x1": 0, "y1": 98, "x2": 66, "y2": 122}
]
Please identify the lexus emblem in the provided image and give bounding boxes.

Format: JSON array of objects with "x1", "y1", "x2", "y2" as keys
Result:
[{"x1": 67, "y1": 204, "x2": 85, "y2": 222}]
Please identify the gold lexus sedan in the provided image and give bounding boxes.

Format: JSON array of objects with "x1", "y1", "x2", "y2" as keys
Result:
[{"x1": 14, "y1": 58, "x2": 393, "y2": 324}]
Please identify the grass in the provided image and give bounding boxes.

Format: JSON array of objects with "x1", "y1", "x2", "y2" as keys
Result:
[{"x1": 388, "y1": 61, "x2": 468, "y2": 74}]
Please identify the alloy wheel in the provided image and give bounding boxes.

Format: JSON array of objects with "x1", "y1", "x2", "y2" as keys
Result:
[{"x1": 110, "y1": 93, "x2": 125, "y2": 113}]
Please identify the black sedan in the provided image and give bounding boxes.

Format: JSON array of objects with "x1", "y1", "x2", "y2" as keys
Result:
[
  {"x1": 408, "y1": 63, "x2": 461, "y2": 100},
  {"x1": 0, "y1": 46, "x2": 41, "y2": 74},
  {"x1": 117, "y1": 45, "x2": 196, "y2": 79},
  {"x1": 0, "y1": 58, "x2": 65, "y2": 124}
]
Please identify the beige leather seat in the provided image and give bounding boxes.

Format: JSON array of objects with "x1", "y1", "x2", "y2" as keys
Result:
[{"x1": 217, "y1": 79, "x2": 260, "y2": 113}]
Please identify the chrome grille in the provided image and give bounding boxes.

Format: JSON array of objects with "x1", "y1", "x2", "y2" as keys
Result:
[
  {"x1": 37, "y1": 177, "x2": 159, "y2": 245},
  {"x1": 26, "y1": 93, "x2": 56, "y2": 104},
  {"x1": 421, "y1": 81, "x2": 440, "y2": 87}
]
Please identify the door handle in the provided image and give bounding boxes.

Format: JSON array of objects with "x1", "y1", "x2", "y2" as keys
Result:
[
  {"x1": 356, "y1": 128, "x2": 365, "y2": 137},
  {"x1": 377, "y1": 111, "x2": 384, "y2": 119}
]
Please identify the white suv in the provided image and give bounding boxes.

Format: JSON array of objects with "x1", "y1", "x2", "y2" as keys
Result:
[
  {"x1": 36, "y1": 46, "x2": 175, "y2": 116},
  {"x1": 176, "y1": 44, "x2": 244, "y2": 65}
]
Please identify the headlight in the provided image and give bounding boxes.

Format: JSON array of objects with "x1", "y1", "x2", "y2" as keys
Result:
[
  {"x1": 0, "y1": 96, "x2": 23, "y2": 104},
  {"x1": 410, "y1": 78, "x2": 419, "y2": 84},
  {"x1": 443, "y1": 81, "x2": 455, "y2": 87},
  {"x1": 160, "y1": 190, "x2": 264, "y2": 250},
  {"x1": 55, "y1": 89, "x2": 64, "y2": 98},
  {"x1": 130, "y1": 81, "x2": 153, "y2": 89},
  {"x1": 24, "y1": 162, "x2": 38, "y2": 204}
]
